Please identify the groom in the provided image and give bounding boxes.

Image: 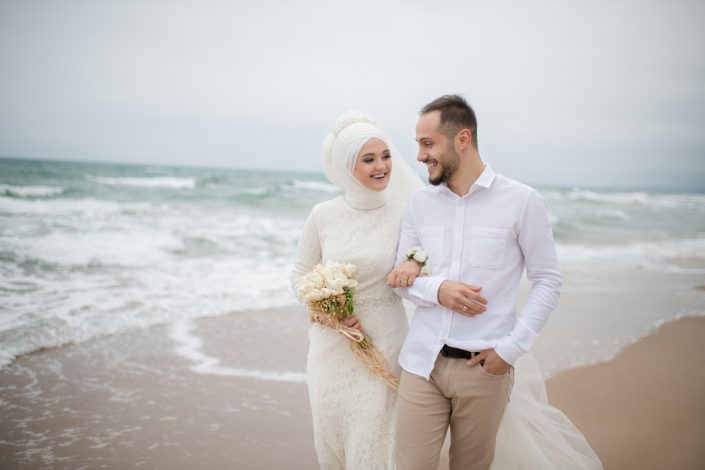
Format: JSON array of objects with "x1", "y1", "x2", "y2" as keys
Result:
[{"x1": 389, "y1": 95, "x2": 562, "y2": 470}]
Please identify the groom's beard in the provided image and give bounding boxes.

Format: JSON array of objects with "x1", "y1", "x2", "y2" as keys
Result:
[{"x1": 429, "y1": 147, "x2": 461, "y2": 186}]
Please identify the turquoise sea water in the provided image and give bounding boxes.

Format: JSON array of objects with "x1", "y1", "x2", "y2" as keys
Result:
[{"x1": 1, "y1": 157, "x2": 705, "y2": 369}]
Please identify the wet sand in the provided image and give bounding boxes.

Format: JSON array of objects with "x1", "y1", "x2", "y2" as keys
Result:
[
  {"x1": 545, "y1": 315, "x2": 705, "y2": 470},
  {"x1": 0, "y1": 307, "x2": 317, "y2": 469},
  {"x1": 1, "y1": 309, "x2": 704, "y2": 469}
]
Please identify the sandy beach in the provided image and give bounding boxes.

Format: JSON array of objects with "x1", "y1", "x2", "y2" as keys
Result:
[
  {"x1": 545, "y1": 315, "x2": 705, "y2": 470},
  {"x1": 1, "y1": 308, "x2": 704, "y2": 469},
  {"x1": 0, "y1": 306, "x2": 317, "y2": 469}
]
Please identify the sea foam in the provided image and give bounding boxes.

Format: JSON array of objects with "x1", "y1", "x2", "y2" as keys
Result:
[
  {"x1": 0, "y1": 184, "x2": 64, "y2": 198},
  {"x1": 556, "y1": 188, "x2": 705, "y2": 209},
  {"x1": 557, "y1": 237, "x2": 705, "y2": 265},
  {"x1": 87, "y1": 175, "x2": 196, "y2": 189},
  {"x1": 0, "y1": 196, "x2": 150, "y2": 216},
  {"x1": 169, "y1": 320, "x2": 306, "y2": 382},
  {"x1": 288, "y1": 180, "x2": 340, "y2": 193}
]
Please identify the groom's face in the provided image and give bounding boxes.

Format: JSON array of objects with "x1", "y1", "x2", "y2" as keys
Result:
[{"x1": 416, "y1": 111, "x2": 460, "y2": 186}]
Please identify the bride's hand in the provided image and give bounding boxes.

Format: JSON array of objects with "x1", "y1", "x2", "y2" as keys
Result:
[
  {"x1": 341, "y1": 315, "x2": 362, "y2": 331},
  {"x1": 386, "y1": 260, "x2": 422, "y2": 288}
]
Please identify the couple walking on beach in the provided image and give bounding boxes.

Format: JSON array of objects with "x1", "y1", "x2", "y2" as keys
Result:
[{"x1": 291, "y1": 95, "x2": 603, "y2": 470}]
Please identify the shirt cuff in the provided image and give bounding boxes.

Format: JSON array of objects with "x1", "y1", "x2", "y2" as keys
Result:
[
  {"x1": 494, "y1": 320, "x2": 540, "y2": 365},
  {"x1": 493, "y1": 340, "x2": 523, "y2": 365},
  {"x1": 423, "y1": 276, "x2": 445, "y2": 305}
]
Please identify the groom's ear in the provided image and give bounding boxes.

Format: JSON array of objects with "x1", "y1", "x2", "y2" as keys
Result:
[{"x1": 455, "y1": 128, "x2": 473, "y2": 152}]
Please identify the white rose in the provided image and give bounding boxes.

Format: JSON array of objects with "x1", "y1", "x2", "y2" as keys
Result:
[
  {"x1": 327, "y1": 278, "x2": 345, "y2": 291},
  {"x1": 321, "y1": 265, "x2": 335, "y2": 284},
  {"x1": 342, "y1": 263, "x2": 356, "y2": 278},
  {"x1": 304, "y1": 288, "x2": 324, "y2": 302},
  {"x1": 413, "y1": 248, "x2": 428, "y2": 263},
  {"x1": 321, "y1": 287, "x2": 342, "y2": 297},
  {"x1": 304, "y1": 271, "x2": 325, "y2": 289}
]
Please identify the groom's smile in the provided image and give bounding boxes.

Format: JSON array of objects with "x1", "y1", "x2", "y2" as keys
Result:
[{"x1": 415, "y1": 111, "x2": 462, "y2": 186}]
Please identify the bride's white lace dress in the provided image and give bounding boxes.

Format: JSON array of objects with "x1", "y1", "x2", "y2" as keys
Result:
[{"x1": 292, "y1": 196, "x2": 408, "y2": 470}]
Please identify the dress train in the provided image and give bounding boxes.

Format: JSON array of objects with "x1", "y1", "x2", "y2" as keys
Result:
[{"x1": 492, "y1": 353, "x2": 603, "y2": 469}]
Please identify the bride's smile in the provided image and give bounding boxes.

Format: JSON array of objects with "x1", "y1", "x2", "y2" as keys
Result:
[{"x1": 353, "y1": 138, "x2": 393, "y2": 192}]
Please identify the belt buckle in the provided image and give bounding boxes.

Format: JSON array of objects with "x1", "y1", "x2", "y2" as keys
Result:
[
  {"x1": 442, "y1": 345, "x2": 467, "y2": 359},
  {"x1": 441, "y1": 344, "x2": 452, "y2": 358}
]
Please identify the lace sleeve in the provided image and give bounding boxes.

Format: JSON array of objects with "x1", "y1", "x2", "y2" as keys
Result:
[{"x1": 290, "y1": 208, "x2": 322, "y2": 303}]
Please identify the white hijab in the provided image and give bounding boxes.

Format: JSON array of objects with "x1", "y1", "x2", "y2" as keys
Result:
[{"x1": 322, "y1": 111, "x2": 423, "y2": 210}]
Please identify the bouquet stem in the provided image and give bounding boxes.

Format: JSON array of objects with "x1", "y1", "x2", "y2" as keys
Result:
[
  {"x1": 308, "y1": 308, "x2": 399, "y2": 391},
  {"x1": 350, "y1": 338, "x2": 399, "y2": 391}
]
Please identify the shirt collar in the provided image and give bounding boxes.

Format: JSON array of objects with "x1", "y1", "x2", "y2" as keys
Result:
[
  {"x1": 432, "y1": 163, "x2": 497, "y2": 198},
  {"x1": 474, "y1": 163, "x2": 496, "y2": 189}
]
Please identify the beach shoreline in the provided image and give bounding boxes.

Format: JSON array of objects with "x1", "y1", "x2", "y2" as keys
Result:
[
  {"x1": 545, "y1": 315, "x2": 705, "y2": 470},
  {"x1": 1, "y1": 309, "x2": 704, "y2": 469}
]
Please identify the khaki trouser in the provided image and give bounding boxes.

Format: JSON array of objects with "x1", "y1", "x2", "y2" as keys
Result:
[{"x1": 395, "y1": 353, "x2": 513, "y2": 470}]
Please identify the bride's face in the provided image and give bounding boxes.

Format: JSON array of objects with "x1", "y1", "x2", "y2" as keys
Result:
[{"x1": 352, "y1": 138, "x2": 392, "y2": 192}]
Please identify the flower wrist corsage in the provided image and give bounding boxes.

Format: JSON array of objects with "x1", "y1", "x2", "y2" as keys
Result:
[{"x1": 405, "y1": 246, "x2": 431, "y2": 276}]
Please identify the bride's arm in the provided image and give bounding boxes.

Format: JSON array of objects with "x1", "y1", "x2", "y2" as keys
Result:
[
  {"x1": 291, "y1": 207, "x2": 365, "y2": 331},
  {"x1": 386, "y1": 260, "x2": 422, "y2": 287},
  {"x1": 389, "y1": 204, "x2": 446, "y2": 307},
  {"x1": 290, "y1": 209, "x2": 322, "y2": 303}
]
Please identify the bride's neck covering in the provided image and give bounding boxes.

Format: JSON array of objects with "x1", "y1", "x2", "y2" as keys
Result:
[{"x1": 322, "y1": 111, "x2": 424, "y2": 210}]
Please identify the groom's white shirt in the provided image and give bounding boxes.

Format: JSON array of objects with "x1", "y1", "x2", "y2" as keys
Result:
[{"x1": 394, "y1": 164, "x2": 561, "y2": 379}]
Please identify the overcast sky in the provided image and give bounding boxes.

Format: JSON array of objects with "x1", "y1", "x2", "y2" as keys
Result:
[{"x1": 1, "y1": 0, "x2": 704, "y2": 191}]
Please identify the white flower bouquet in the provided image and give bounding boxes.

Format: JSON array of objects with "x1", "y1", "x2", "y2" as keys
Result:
[{"x1": 299, "y1": 261, "x2": 399, "y2": 390}]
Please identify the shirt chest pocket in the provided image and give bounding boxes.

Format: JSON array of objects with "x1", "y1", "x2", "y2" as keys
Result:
[
  {"x1": 418, "y1": 226, "x2": 445, "y2": 270},
  {"x1": 469, "y1": 227, "x2": 509, "y2": 269}
]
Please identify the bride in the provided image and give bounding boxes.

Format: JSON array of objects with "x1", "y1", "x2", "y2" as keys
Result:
[
  {"x1": 291, "y1": 111, "x2": 602, "y2": 469},
  {"x1": 291, "y1": 111, "x2": 420, "y2": 469}
]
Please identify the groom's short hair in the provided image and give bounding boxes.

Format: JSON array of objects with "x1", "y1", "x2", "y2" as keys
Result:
[{"x1": 421, "y1": 95, "x2": 478, "y2": 149}]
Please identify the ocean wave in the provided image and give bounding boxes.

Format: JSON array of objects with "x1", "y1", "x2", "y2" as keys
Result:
[
  {"x1": 558, "y1": 237, "x2": 705, "y2": 264},
  {"x1": 235, "y1": 187, "x2": 270, "y2": 197},
  {"x1": 87, "y1": 175, "x2": 196, "y2": 189},
  {"x1": 0, "y1": 196, "x2": 151, "y2": 216},
  {"x1": 0, "y1": 317, "x2": 72, "y2": 369},
  {"x1": 14, "y1": 230, "x2": 184, "y2": 267},
  {"x1": 0, "y1": 184, "x2": 64, "y2": 198},
  {"x1": 0, "y1": 253, "x2": 298, "y2": 369},
  {"x1": 594, "y1": 208, "x2": 631, "y2": 220},
  {"x1": 556, "y1": 189, "x2": 705, "y2": 209},
  {"x1": 0, "y1": 350, "x2": 16, "y2": 369},
  {"x1": 287, "y1": 180, "x2": 340, "y2": 193}
]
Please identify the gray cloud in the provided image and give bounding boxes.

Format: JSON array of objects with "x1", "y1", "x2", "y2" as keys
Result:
[{"x1": 1, "y1": 0, "x2": 704, "y2": 191}]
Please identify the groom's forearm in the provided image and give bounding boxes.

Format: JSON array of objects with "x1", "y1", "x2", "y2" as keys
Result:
[{"x1": 392, "y1": 276, "x2": 444, "y2": 307}]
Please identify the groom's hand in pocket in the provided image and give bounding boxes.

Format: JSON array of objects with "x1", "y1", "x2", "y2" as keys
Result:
[
  {"x1": 467, "y1": 349, "x2": 511, "y2": 376},
  {"x1": 438, "y1": 280, "x2": 487, "y2": 316}
]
